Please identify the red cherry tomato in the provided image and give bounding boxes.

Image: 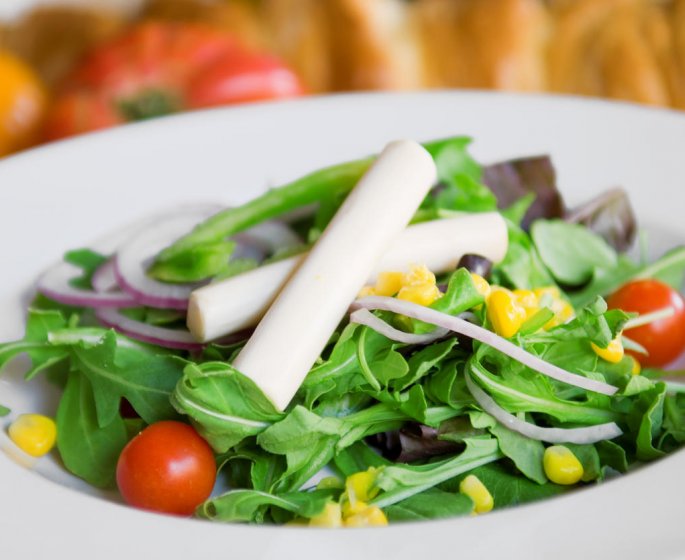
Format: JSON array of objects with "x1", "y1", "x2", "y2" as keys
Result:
[
  {"x1": 116, "y1": 421, "x2": 216, "y2": 516},
  {"x1": 607, "y1": 279, "x2": 685, "y2": 367},
  {"x1": 43, "y1": 22, "x2": 304, "y2": 141}
]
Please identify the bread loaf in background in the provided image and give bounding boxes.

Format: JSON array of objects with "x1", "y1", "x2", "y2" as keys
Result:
[{"x1": 1, "y1": 0, "x2": 684, "y2": 108}]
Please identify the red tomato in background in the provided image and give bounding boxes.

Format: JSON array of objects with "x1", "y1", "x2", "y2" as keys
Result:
[
  {"x1": 116, "y1": 420, "x2": 216, "y2": 516},
  {"x1": 607, "y1": 279, "x2": 685, "y2": 367},
  {"x1": 43, "y1": 22, "x2": 304, "y2": 141}
]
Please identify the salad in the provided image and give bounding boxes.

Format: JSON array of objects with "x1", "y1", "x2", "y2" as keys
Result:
[{"x1": 2, "y1": 136, "x2": 685, "y2": 527}]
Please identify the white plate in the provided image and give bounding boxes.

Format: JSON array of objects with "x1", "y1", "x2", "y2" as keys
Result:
[{"x1": 1, "y1": 92, "x2": 684, "y2": 559}]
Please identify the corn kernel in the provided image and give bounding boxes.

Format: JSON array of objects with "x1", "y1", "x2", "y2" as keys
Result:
[
  {"x1": 358, "y1": 286, "x2": 377, "y2": 298},
  {"x1": 345, "y1": 468, "x2": 379, "y2": 504},
  {"x1": 8, "y1": 413, "x2": 57, "y2": 457},
  {"x1": 591, "y1": 335, "x2": 624, "y2": 364},
  {"x1": 374, "y1": 271, "x2": 404, "y2": 297},
  {"x1": 630, "y1": 356, "x2": 642, "y2": 376},
  {"x1": 513, "y1": 289, "x2": 540, "y2": 320},
  {"x1": 397, "y1": 283, "x2": 442, "y2": 306},
  {"x1": 471, "y1": 273, "x2": 491, "y2": 299},
  {"x1": 309, "y1": 502, "x2": 343, "y2": 528},
  {"x1": 344, "y1": 506, "x2": 388, "y2": 528},
  {"x1": 543, "y1": 445, "x2": 584, "y2": 485},
  {"x1": 545, "y1": 300, "x2": 575, "y2": 329},
  {"x1": 342, "y1": 498, "x2": 369, "y2": 518},
  {"x1": 403, "y1": 264, "x2": 436, "y2": 287},
  {"x1": 533, "y1": 286, "x2": 561, "y2": 301},
  {"x1": 486, "y1": 289, "x2": 527, "y2": 338},
  {"x1": 459, "y1": 474, "x2": 494, "y2": 514}
]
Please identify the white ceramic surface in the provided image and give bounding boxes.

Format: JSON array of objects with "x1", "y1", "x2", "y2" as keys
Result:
[{"x1": 1, "y1": 92, "x2": 684, "y2": 559}]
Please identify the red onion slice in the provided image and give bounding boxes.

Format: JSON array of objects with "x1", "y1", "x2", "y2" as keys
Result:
[
  {"x1": 95, "y1": 308, "x2": 203, "y2": 351},
  {"x1": 349, "y1": 308, "x2": 449, "y2": 344},
  {"x1": 114, "y1": 209, "x2": 219, "y2": 310},
  {"x1": 465, "y1": 365, "x2": 623, "y2": 444},
  {"x1": 351, "y1": 296, "x2": 619, "y2": 396},
  {"x1": 37, "y1": 261, "x2": 138, "y2": 308}
]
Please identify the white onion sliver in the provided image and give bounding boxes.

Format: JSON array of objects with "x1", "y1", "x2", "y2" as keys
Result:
[
  {"x1": 465, "y1": 366, "x2": 623, "y2": 444},
  {"x1": 352, "y1": 296, "x2": 619, "y2": 396},
  {"x1": 349, "y1": 308, "x2": 449, "y2": 344},
  {"x1": 95, "y1": 308, "x2": 203, "y2": 351},
  {"x1": 37, "y1": 261, "x2": 138, "y2": 308},
  {"x1": 91, "y1": 260, "x2": 120, "y2": 293}
]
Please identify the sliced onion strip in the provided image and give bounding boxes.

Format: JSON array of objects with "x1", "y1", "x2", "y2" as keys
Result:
[
  {"x1": 94, "y1": 308, "x2": 203, "y2": 351},
  {"x1": 114, "y1": 209, "x2": 218, "y2": 310},
  {"x1": 37, "y1": 261, "x2": 137, "y2": 308},
  {"x1": 349, "y1": 308, "x2": 449, "y2": 344},
  {"x1": 352, "y1": 296, "x2": 619, "y2": 396},
  {"x1": 465, "y1": 366, "x2": 623, "y2": 444}
]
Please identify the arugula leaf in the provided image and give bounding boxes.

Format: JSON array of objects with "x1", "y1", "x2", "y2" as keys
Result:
[
  {"x1": 470, "y1": 355, "x2": 617, "y2": 425},
  {"x1": 384, "y1": 488, "x2": 474, "y2": 522},
  {"x1": 595, "y1": 440, "x2": 629, "y2": 473},
  {"x1": 447, "y1": 463, "x2": 568, "y2": 508},
  {"x1": 492, "y1": 219, "x2": 555, "y2": 289},
  {"x1": 333, "y1": 442, "x2": 390, "y2": 477},
  {"x1": 257, "y1": 406, "x2": 341, "y2": 493},
  {"x1": 0, "y1": 404, "x2": 10, "y2": 417},
  {"x1": 532, "y1": 220, "x2": 618, "y2": 286},
  {"x1": 633, "y1": 382, "x2": 667, "y2": 460},
  {"x1": 198, "y1": 488, "x2": 335, "y2": 523},
  {"x1": 569, "y1": 246, "x2": 685, "y2": 308},
  {"x1": 0, "y1": 309, "x2": 70, "y2": 379},
  {"x1": 56, "y1": 371, "x2": 128, "y2": 488},
  {"x1": 372, "y1": 437, "x2": 502, "y2": 508},
  {"x1": 71, "y1": 331, "x2": 186, "y2": 427},
  {"x1": 64, "y1": 249, "x2": 108, "y2": 290},
  {"x1": 489, "y1": 422, "x2": 547, "y2": 484},
  {"x1": 171, "y1": 361, "x2": 284, "y2": 452},
  {"x1": 564, "y1": 443, "x2": 601, "y2": 482}
]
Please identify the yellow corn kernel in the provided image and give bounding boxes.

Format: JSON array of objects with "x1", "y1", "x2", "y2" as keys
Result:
[
  {"x1": 591, "y1": 336, "x2": 624, "y2": 364},
  {"x1": 545, "y1": 300, "x2": 575, "y2": 329},
  {"x1": 342, "y1": 498, "x2": 369, "y2": 518},
  {"x1": 486, "y1": 289, "x2": 527, "y2": 338},
  {"x1": 8, "y1": 414, "x2": 57, "y2": 457},
  {"x1": 543, "y1": 445, "x2": 584, "y2": 485},
  {"x1": 403, "y1": 264, "x2": 436, "y2": 287},
  {"x1": 471, "y1": 273, "x2": 491, "y2": 299},
  {"x1": 533, "y1": 286, "x2": 561, "y2": 301},
  {"x1": 344, "y1": 506, "x2": 388, "y2": 528},
  {"x1": 345, "y1": 468, "x2": 379, "y2": 504},
  {"x1": 358, "y1": 285, "x2": 377, "y2": 298},
  {"x1": 459, "y1": 474, "x2": 494, "y2": 514},
  {"x1": 513, "y1": 289, "x2": 540, "y2": 320},
  {"x1": 397, "y1": 283, "x2": 442, "y2": 306},
  {"x1": 630, "y1": 356, "x2": 642, "y2": 376},
  {"x1": 374, "y1": 271, "x2": 404, "y2": 297},
  {"x1": 309, "y1": 502, "x2": 343, "y2": 528}
]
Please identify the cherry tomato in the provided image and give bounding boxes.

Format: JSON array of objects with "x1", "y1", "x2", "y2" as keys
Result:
[
  {"x1": 116, "y1": 421, "x2": 216, "y2": 516},
  {"x1": 0, "y1": 50, "x2": 48, "y2": 156},
  {"x1": 607, "y1": 279, "x2": 685, "y2": 367},
  {"x1": 43, "y1": 22, "x2": 303, "y2": 141}
]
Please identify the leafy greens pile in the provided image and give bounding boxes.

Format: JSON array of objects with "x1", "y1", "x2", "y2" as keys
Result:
[{"x1": 2, "y1": 136, "x2": 685, "y2": 525}]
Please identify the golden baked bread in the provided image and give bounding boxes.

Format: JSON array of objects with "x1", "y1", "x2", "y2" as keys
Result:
[
  {"x1": 0, "y1": 6, "x2": 125, "y2": 87},
  {"x1": 2, "y1": 0, "x2": 685, "y2": 108}
]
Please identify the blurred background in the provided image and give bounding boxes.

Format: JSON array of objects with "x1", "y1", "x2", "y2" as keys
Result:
[{"x1": 1, "y1": 0, "x2": 683, "y2": 158}]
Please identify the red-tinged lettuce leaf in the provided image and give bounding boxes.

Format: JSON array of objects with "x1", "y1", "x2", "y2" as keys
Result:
[
  {"x1": 565, "y1": 188, "x2": 637, "y2": 252},
  {"x1": 483, "y1": 155, "x2": 564, "y2": 230}
]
